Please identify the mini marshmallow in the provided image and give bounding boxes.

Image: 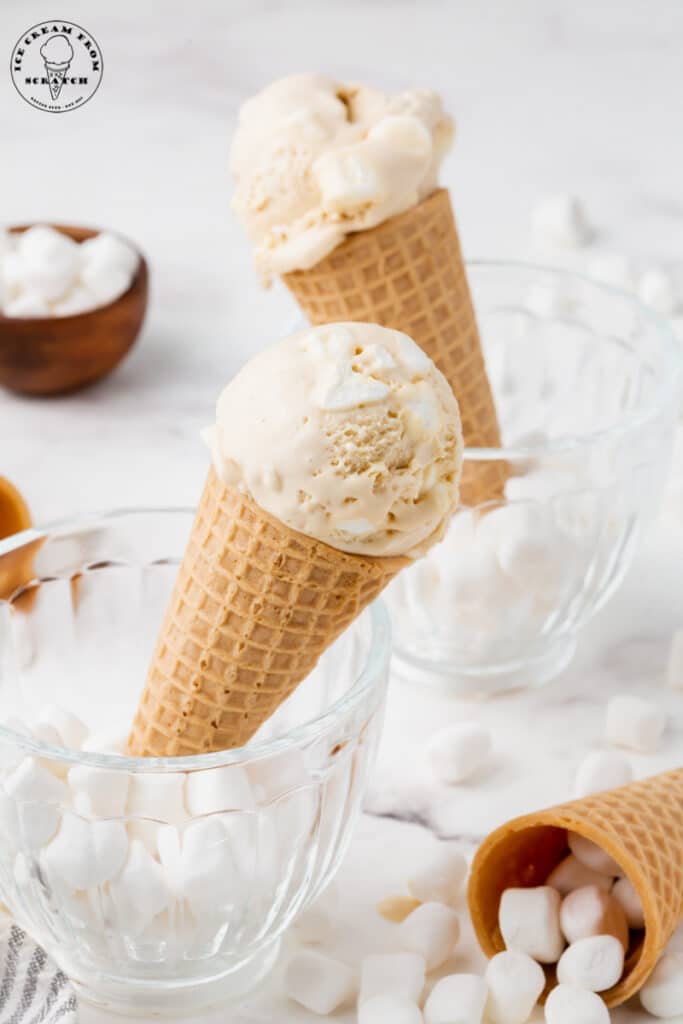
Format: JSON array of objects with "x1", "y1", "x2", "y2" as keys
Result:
[
  {"x1": 611, "y1": 876, "x2": 645, "y2": 929},
  {"x1": 127, "y1": 772, "x2": 187, "y2": 825},
  {"x1": 531, "y1": 195, "x2": 593, "y2": 249},
  {"x1": 407, "y1": 845, "x2": 467, "y2": 906},
  {"x1": 498, "y1": 887, "x2": 564, "y2": 963},
  {"x1": 641, "y1": 952, "x2": 683, "y2": 1017},
  {"x1": 638, "y1": 268, "x2": 678, "y2": 316},
  {"x1": 546, "y1": 855, "x2": 613, "y2": 895},
  {"x1": 359, "y1": 953, "x2": 426, "y2": 1006},
  {"x1": 358, "y1": 995, "x2": 423, "y2": 1024},
  {"x1": 560, "y1": 886, "x2": 628, "y2": 949},
  {"x1": 426, "y1": 723, "x2": 492, "y2": 784},
  {"x1": 52, "y1": 285, "x2": 97, "y2": 317},
  {"x1": 179, "y1": 817, "x2": 238, "y2": 915},
  {"x1": 556, "y1": 935, "x2": 624, "y2": 992},
  {"x1": 423, "y1": 974, "x2": 488, "y2": 1024},
  {"x1": 587, "y1": 252, "x2": 635, "y2": 291},
  {"x1": 81, "y1": 730, "x2": 127, "y2": 755},
  {"x1": 17, "y1": 226, "x2": 80, "y2": 303},
  {"x1": 185, "y1": 765, "x2": 254, "y2": 816},
  {"x1": 485, "y1": 950, "x2": 545, "y2": 1024},
  {"x1": 398, "y1": 903, "x2": 460, "y2": 971},
  {"x1": 573, "y1": 750, "x2": 633, "y2": 798},
  {"x1": 4, "y1": 755, "x2": 67, "y2": 835},
  {"x1": 68, "y1": 763, "x2": 129, "y2": 818},
  {"x1": 376, "y1": 895, "x2": 422, "y2": 923},
  {"x1": 79, "y1": 232, "x2": 139, "y2": 277},
  {"x1": 605, "y1": 694, "x2": 667, "y2": 753},
  {"x1": 38, "y1": 706, "x2": 88, "y2": 751},
  {"x1": 284, "y1": 950, "x2": 356, "y2": 1015},
  {"x1": 294, "y1": 883, "x2": 339, "y2": 944},
  {"x1": 544, "y1": 984, "x2": 610, "y2": 1024},
  {"x1": 525, "y1": 282, "x2": 577, "y2": 319},
  {"x1": 3, "y1": 292, "x2": 50, "y2": 317},
  {"x1": 568, "y1": 834, "x2": 622, "y2": 877},
  {"x1": 109, "y1": 839, "x2": 169, "y2": 933},
  {"x1": 79, "y1": 264, "x2": 132, "y2": 306},
  {"x1": 42, "y1": 813, "x2": 128, "y2": 890},
  {"x1": 666, "y1": 630, "x2": 683, "y2": 689},
  {"x1": 248, "y1": 749, "x2": 309, "y2": 802}
]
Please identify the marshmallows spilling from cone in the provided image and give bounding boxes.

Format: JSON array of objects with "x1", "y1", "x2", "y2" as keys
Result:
[{"x1": 0, "y1": 225, "x2": 139, "y2": 318}]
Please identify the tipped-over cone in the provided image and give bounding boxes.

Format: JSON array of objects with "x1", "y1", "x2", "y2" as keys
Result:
[
  {"x1": 128, "y1": 468, "x2": 407, "y2": 757},
  {"x1": 467, "y1": 768, "x2": 683, "y2": 1007},
  {"x1": 283, "y1": 188, "x2": 507, "y2": 506}
]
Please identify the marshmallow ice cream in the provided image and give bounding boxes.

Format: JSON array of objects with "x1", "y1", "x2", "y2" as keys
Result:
[
  {"x1": 205, "y1": 321, "x2": 462, "y2": 558},
  {"x1": 230, "y1": 74, "x2": 453, "y2": 282}
]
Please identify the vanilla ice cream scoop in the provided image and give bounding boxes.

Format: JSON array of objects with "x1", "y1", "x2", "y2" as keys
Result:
[
  {"x1": 230, "y1": 74, "x2": 453, "y2": 282},
  {"x1": 40, "y1": 35, "x2": 74, "y2": 66},
  {"x1": 205, "y1": 322, "x2": 462, "y2": 558}
]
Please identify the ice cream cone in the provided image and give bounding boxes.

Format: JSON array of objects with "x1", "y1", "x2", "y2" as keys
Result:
[
  {"x1": 127, "y1": 467, "x2": 407, "y2": 757},
  {"x1": 283, "y1": 189, "x2": 507, "y2": 507},
  {"x1": 467, "y1": 768, "x2": 683, "y2": 1007},
  {"x1": 44, "y1": 62, "x2": 69, "y2": 101}
]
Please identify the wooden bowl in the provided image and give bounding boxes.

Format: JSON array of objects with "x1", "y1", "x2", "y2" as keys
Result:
[{"x1": 0, "y1": 224, "x2": 148, "y2": 395}]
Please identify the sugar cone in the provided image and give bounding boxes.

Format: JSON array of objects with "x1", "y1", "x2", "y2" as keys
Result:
[
  {"x1": 467, "y1": 769, "x2": 683, "y2": 1007},
  {"x1": 283, "y1": 188, "x2": 507, "y2": 507},
  {"x1": 127, "y1": 467, "x2": 407, "y2": 757}
]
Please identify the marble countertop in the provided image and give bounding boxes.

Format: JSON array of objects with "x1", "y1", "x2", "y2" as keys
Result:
[{"x1": 2, "y1": 0, "x2": 683, "y2": 1021}]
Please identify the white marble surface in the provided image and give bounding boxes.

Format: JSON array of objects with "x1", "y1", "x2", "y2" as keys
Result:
[{"x1": 2, "y1": 0, "x2": 683, "y2": 1021}]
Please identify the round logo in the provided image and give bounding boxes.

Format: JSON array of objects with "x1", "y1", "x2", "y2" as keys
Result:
[{"x1": 10, "y1": 21, "x2": 103, "y2": 113}]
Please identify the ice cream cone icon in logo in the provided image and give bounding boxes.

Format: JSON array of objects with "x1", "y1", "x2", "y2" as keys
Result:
[{"x1": 40, "y1": 35, "x2": 73, "y2": 101}]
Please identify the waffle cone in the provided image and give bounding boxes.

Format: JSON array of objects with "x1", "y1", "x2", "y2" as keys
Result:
[
  {"x1": 467, "y1": 769, "x2": 683, "y2": 1007},
  {"x1": 128, "y1": 467, "x2": 407, "y2": 757},
  {"x1": 283, "y1": 188, "x2": 507, "y2": 506}
]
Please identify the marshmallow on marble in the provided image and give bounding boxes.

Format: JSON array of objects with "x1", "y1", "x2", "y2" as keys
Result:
[
  {"x1": 531, "y1": 195, "x2": 593, "y2": 249},
  {"x1": 68, "y1": 763, "x2": 129, "y2": 818},
  {"x1": 127, "y1": 772, "x2": 187, "y2": 824},
  {"x1": 42, "y1": 812, "x2": 128, "y2": 890},
  {"x1": 284, "y1": 950, "x2": 357, "y2": 1015},
  {"x1": 546, "y1": 855, "x2": 613, "y2": 896},
  {"x1": 426, "y1": 723, "x2": 492, "y2": 785},
  {"x1": 398, "y1": 903, "x2": 460, "y2": 971},
  {"x1": 573, "y1": 750, "x2": 633, "y2": 798},
  {"x1": 638, "y1": 267, "x2": 678, "y2": 316},
  {"x1": 605, "y1": 695, "x2": 667, "y2": 753},
  {"x1": 640, "y1": 951, "x2": 683, "y2": 1017},
  {"x1": 423, "y1": 974, "x2": 488, "y2": 1024},
  {"x1": 358, "y1": 995, "x2": 423, "y2": 1024},
  {"x1": 485, "y1": 950, "x2": 545, "y2": 1024},
  {"x1": 408, "y1": 845, "x2": 467, "y2": 906},
  {"x1": 611, "y1": 876, "x2": 645, "y2": 929},
  {"x1": 38, "y1": 705, "x2": 88, "y2": 751},
  {"x1": 544, "y1": 984, "x2": 610, "y2": 1024},
  {"x1": 568, "y1": 833, "x2": 621, "y2": 878},
  {"x1": 666, "y1": 630, "x2": 683, "y2": 690},
  {"x1": 294, "y1": 883, "x2": 339, "y2": 944},
  {"x1": 185, "y1": 765, "x2": 254, "y2": 817},
  {"x1": 560, "y1": 886, "x2": 628, "y2": 949},
  {"x1": 556, "y1": 935, "x2": 624, "y2": 992},
  {"x1": 109, "y1": 839, "x2": 169, "y2": 934},
  {"x1": 499, "y1": 887, "x2": 564, "y2": 963},
  {"x1": 359, "y1": 953, "x2": 426, "y2": 1006}
]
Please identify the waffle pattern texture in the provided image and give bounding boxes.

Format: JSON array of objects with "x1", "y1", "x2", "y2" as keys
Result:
[
  {"x1": 283, "y1": 188, "x2": 507, "y2": 506},
  {"x1": 467, "y1": 768, "x2": 683, "y2": 1007},
  {"x1": 128, "y1": 469, "x2": 406, "y2": 756}
]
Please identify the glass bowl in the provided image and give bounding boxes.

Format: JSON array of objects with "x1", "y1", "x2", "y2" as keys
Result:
[
  {"x1": 0, "y1": 510, "x2": 391, "y2": 1015},
  {"x1": 388, "y1": 261, "x2": 681, "y2": 693}
]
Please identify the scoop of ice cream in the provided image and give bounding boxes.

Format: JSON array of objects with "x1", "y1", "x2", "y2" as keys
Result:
[
  {"x1": 205, "y1": 323, "x2": 462, "y2": 558},
  {"x1": 40, "y1": 35, "x2": 74, "y2": 67},
  {"x1": 230, "y1": 74, "x2": 454, "y2": 283}
]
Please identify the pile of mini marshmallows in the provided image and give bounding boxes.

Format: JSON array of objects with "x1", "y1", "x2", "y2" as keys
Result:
[
  {"x1": 284, "y1": 692, "x2": 682, "y2": 1022},
  {"x1": 0, "y1": 225, "x2": 139, "y2": 318}
]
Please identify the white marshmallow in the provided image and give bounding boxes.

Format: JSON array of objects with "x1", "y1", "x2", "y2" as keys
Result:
[
  {"x1": 359, "y1": 953, "x2": 426, "y2": 1006},
  {"x1": 638, "y1": 268, "x2": 678, "y2": 316},
  {"x1": 3, "y1": 291, "x2": 50, "y2": 317},
  {"x1": 17, "y1": 226, "x2": 80, "y2": 302},
  {"x1": 666, "y1": 630, "x2": 683, "y2": 689},
  {"x1": 38, "y1": 706, "x2": 88, "y2": 751},
  {"x1": 358, "y1": 995, "x2": 423, "y2": 1024},
  {"x1": 4, "y1": 756, "x2": 66, "y2": 805},
  {"x1": 109, "y1": 839, "x2": 169, "y2": 933},
  {"x1": 81, "y1": 730, "x2": 127, "y2": 755},
  {"x1": 79, "y1": 264, "x2": 132, "y2": 306},
  {"x1": 284, "y1": 950, "x2": 356, "y2": 1015},
  {"x1": 2, "y1": 249, "x2": 24, "y2": 299},
  {"x1": 294, "y1": 883, "x2": 339, "y2": 944},
  {"x1": 398, "y1": 903, "x2": 460, "y2": 971},
  {"x1": 485, "y1": 950, "x2": 545, "y2": 1024},
  {"x1": 611, "y1": 876, "x2": 645, "y2": 929},
  {"x1": 568, "y1": 834, "x2": 621, "y2": 877},
  {"x1": 127, "y1": 772, "x2": 187, "y2": 824},
  {"x1": 544, "y1": 984, "x2": 610, "y2": 1024},
  {"x1": 640, "y1": 952, "x2": 683, "y2": 1017},
  {"x1": 531, "y1": 195, "x2": 593, "y2": 249},
  {"x1": 546, "y1": 855, "x2": 613, "y2": 896},
  {"x1": 68, "y1": 763, "x2": 129, "y2": 818},
  {"x1": 498, "y1": 887, "x2": 565, "y2": 963},
  {"x1": 426, "y1": 723, "x2": 492, "y2": 784},
  {"x1": 560, "y1": 886, "x2": 628, "y2": 949},
  {"x1": 587, "y1": 252, "x2": 635, "y2": 291},
  {"x1": 556, "y1": 935, "x2": 624, "y2": 992},
  {"x1": 407, "y1": 845, "x2": 467, "y2": 906},
  {"x1": 179, "y1": 817, "x2": 239, "y2": 915},
  {"x1": 573, "y1": 750, "x2": 633, "y2": 798},
  {"x1": 248, "y1": 749, "x2": 309, "y2": 802},
  {"x1": 42, "y1": 812, "x2": 128, "y2": 890},
  {"x1": 423, "y1": 974, "x2": 488, "y2": 1024},
  {"x1": 185, "y1": 765, "x2": 254, "y2": 816},
  {"x1": 605, "y1": 694, "x2": 667, "y2": 753},
  {"x1": 52, "y1": 285, "x2": 97, "y2": 317},
  {"x1": 79, "y1": 232, "x2": 139, "y2": 277},
  {"x1": 525, "y1": 282, "x2": 577, "y2": 319}
]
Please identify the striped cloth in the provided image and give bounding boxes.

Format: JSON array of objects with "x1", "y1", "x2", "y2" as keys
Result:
[{"x1": 0, "y1": 922, "x2": 77, "y2": 1024}]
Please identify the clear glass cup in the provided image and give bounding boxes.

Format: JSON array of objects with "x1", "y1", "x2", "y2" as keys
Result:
[
  {"x1": 0, "y1": 510, "x2": 391, "y2": 1015},
  {"x1": 388, "y1": 261, "x2": 681, "y2": 693}
]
